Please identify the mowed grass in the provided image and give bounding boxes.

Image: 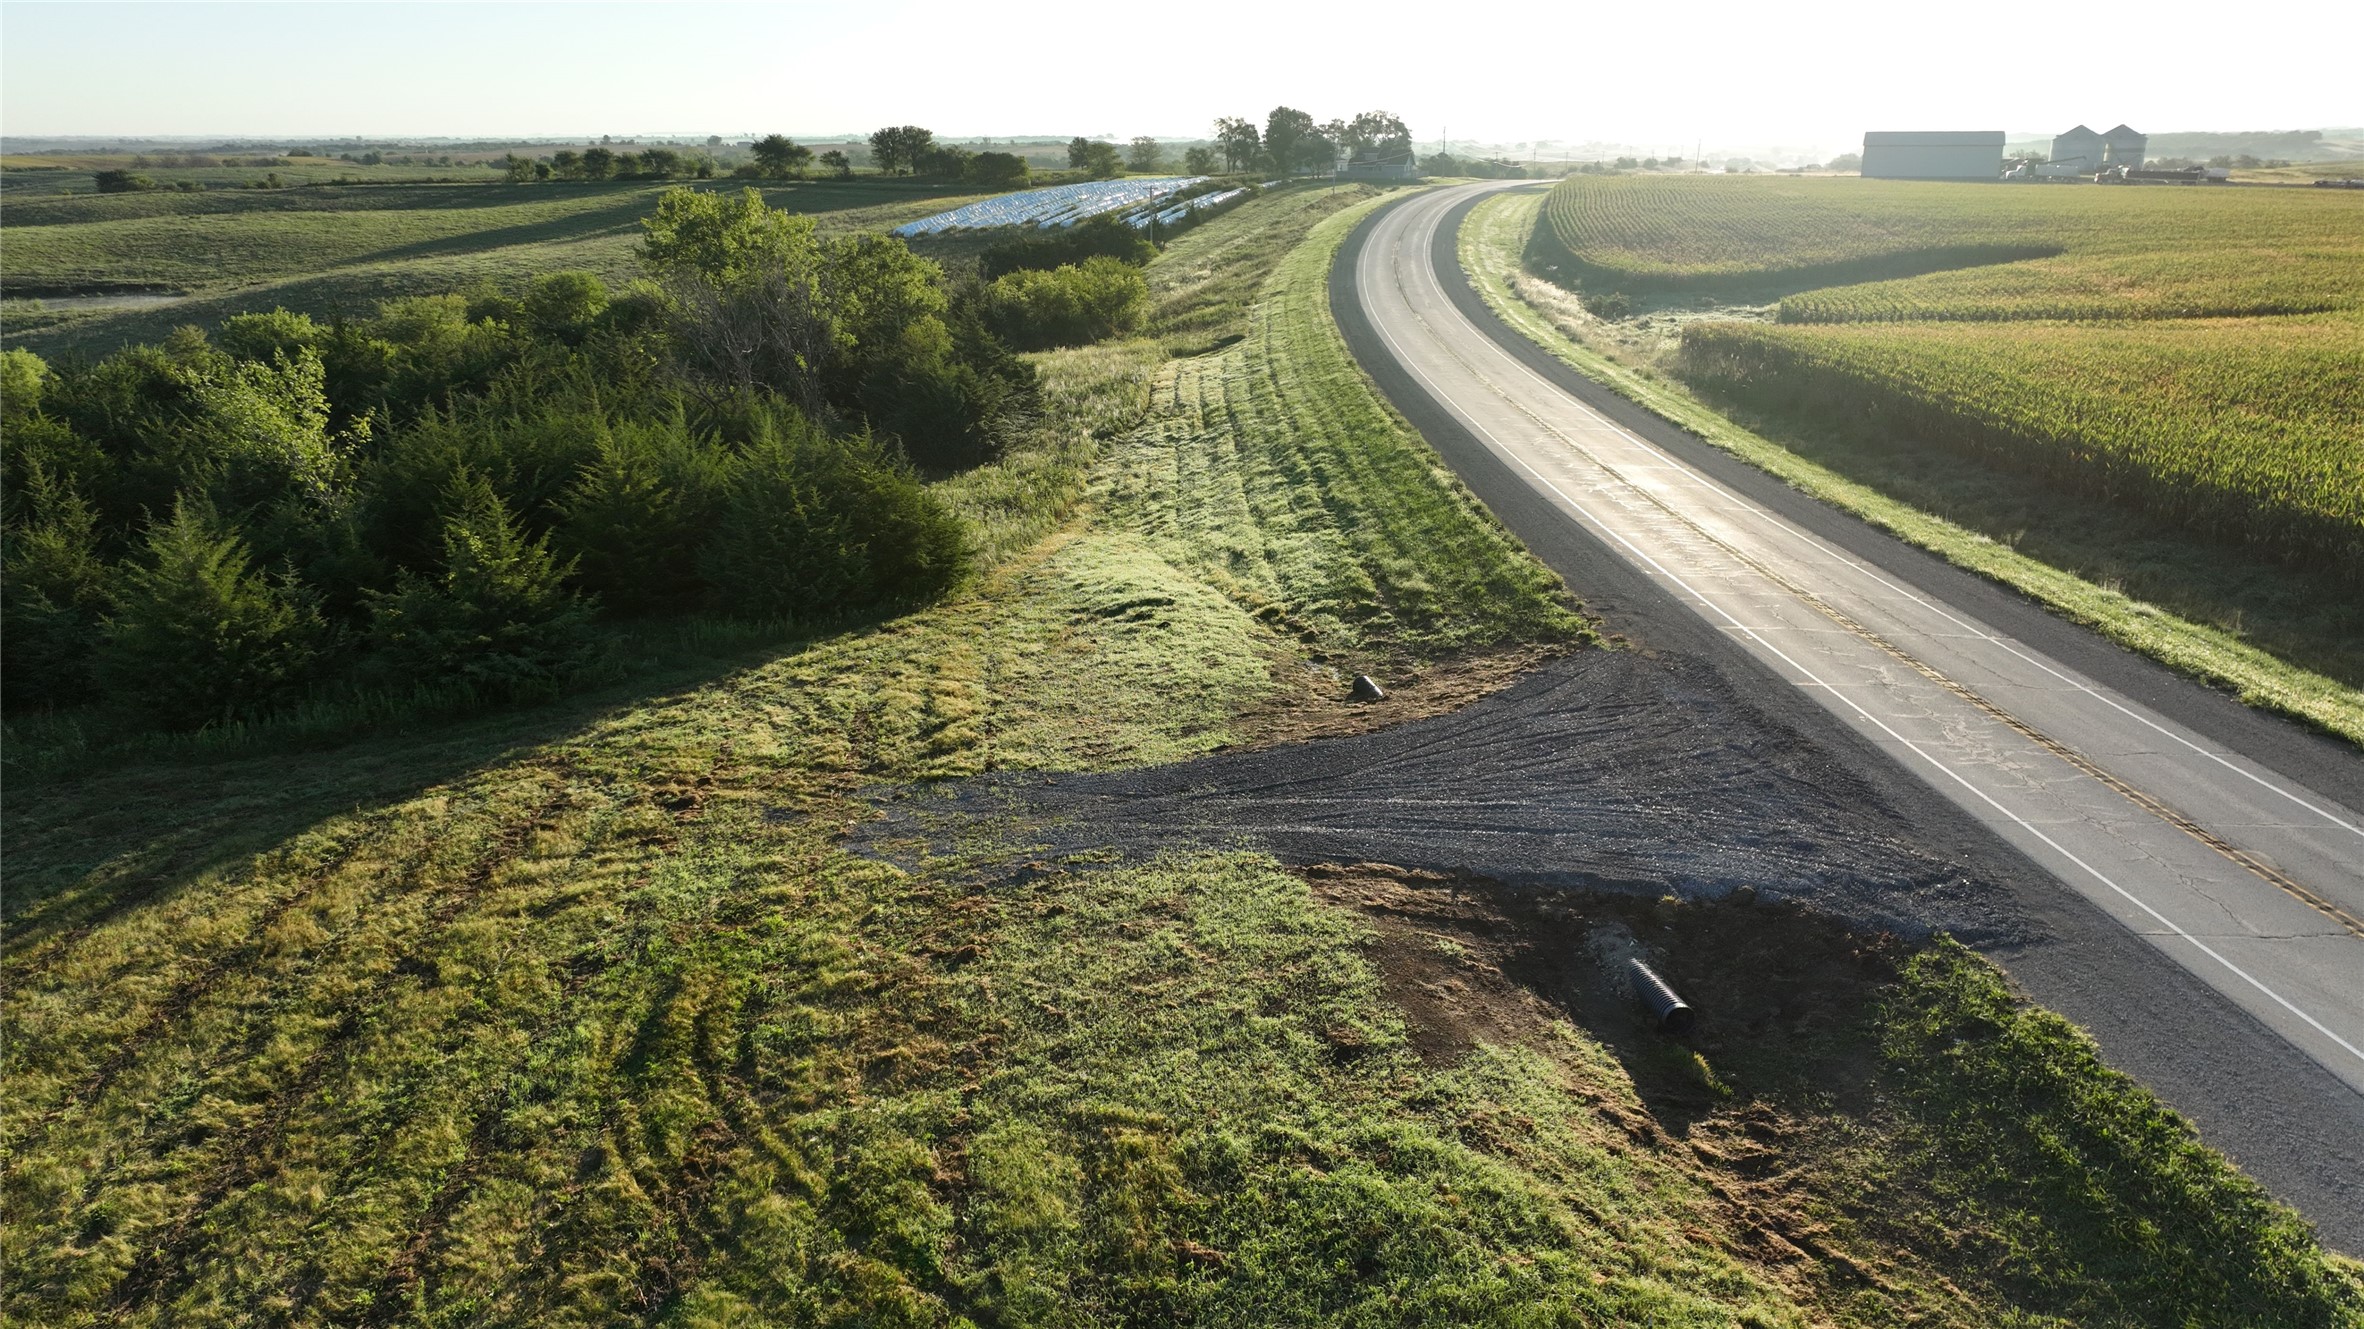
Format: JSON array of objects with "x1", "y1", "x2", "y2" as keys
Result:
[
  {"x1": 0, "y1": 180, "x2": 988, "y2": 354},
  {"x1": 7, "y1": 185, "x2": 2356, "y2": 1328},
  {"x1": 1099, "y1": 196, "x2": 1585, "y2": 664},
  {"x1": 0, "y1": 186, "x2": 1598, "y2": 1328}
]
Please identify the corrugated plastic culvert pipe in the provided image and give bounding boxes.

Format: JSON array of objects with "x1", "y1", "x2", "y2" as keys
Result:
[{"x1": 1628, "y1": 959, "x2": 1695, "y2": 1035}]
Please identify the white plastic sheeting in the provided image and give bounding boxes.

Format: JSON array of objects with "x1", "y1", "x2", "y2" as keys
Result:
[
  {"x1": 890, "y1": 177, "x2": 1210, "y2": 236},
  {"x1": 1132, "y1": 187, "x2": 1247, "y2": 228}
]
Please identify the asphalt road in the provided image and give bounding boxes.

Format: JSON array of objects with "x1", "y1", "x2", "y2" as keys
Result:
[{"x1": 1328, "y1": 181, "x2": 2364, "y2": 1244}]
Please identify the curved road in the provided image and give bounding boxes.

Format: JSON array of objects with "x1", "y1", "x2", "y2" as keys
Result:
[{"x1": 1334, "y1": 182, "x2": 2364, "y2": 1241}]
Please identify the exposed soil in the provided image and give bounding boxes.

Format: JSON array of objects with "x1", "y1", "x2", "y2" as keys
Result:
[
  {"x1": 1310, "y1": 860, "x2": 1916, "y2": 1300},
  {"x1": 862, "y1": 649, "x2": 2021, "y2": 944},
  {"x1": 1227, "y1": 639, "x2": 1581, "y2": 751},
  {"x1": 1305, "y1": 862, "x2": 1902, "y2": 1117}
]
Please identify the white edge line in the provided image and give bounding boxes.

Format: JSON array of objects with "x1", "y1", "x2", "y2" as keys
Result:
[
  {"x1": 1356, "y1": 195, "x2": 2364, "y2": 1071},
  {"x1": 1443, "y1": 185, "x2": 2364, "y2": 840}
]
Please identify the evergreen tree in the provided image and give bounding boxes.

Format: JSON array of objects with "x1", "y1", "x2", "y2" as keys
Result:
[
  {"x1": 368, "y1": 472, "x2": 596, "y2": 696},
  {"x1": 557, "y1": 417, "x2": 721, "y2": 615},
  {"x1": 1, "y1": 462, "x2": 111, "y2": 708},
  {"x1": 97, "y1": 498, "x2": 324, "y2": 728},
  {"x1": 698, "y1": 407, "x2": 967, "y2": 620}
]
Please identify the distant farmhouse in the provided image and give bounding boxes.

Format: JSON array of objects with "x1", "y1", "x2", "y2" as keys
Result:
[
  {"x1": 2051, "y1": 123, "x2": 2147, "y2": 170},
  {"x1": 1861, "y1": 130, "x2": 2006, "y2": 180}
]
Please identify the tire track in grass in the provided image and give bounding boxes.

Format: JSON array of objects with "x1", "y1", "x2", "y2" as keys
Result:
[{"x1": 97, "y1": 769, "x2": 585, "y2": 1320}]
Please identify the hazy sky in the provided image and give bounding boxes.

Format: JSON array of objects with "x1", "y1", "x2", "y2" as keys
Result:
[{"x1": 4, "y1": 0, "x2": 2359, "y2": 154}]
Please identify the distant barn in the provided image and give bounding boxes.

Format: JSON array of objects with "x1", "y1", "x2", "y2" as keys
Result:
[{"x1": 1861, "y1": 130, "x2": 2006, "y2": 180}]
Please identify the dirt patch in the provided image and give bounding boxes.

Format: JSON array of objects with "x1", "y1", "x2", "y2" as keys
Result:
[
  {"x1": 867, "y1": 649, "x2": 2017, "y2": 944},
  {"x1": 1309, "y1": 860, "x2": 1922, "y2": 1303},
  {"x1": 1229, "y1": 639, "x2": 1580, "y2": 751},
  {"x1": 1304, "y1": 861, "x2": 1905, "y2": 1123}
]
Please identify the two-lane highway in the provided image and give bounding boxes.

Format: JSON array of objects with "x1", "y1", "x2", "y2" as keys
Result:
[{"x1": 1335, "y1": 182, "x2": 2364, "y2": 1235}]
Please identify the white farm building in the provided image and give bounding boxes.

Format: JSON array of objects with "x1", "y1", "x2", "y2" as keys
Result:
[
  {"x1": 2051, "y1": 123, "x2": 2147, "y2": 171},
  {"x1": 1861, "y1": 130, "x2": 2005, "y2": 180}
]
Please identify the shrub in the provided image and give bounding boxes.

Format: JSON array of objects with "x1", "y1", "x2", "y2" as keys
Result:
[
  {"x1": 93, "y1": 169, "x2": 158, "y2": 193},
  {"x1": 698, "y1": 406, "x2": 968, "y2": 620},
  {"x1": 1, "y1": 463, "x2": 111, "y2": 708},
  {"x1": 0, "y1": 347, "x2": 51, "y2": 418},
  {"x1": 968, "y1": 151, "x2": 1030, "y2": 189},
  {"x1": 366, "y1": 473, "x2": 597, "y2": 696},
  {"x1": 1583, "y1": 289, "x2": 1633, "y2": 320},
  {"x1": 557, "y1": 415, "x2": 724, "y2": 615},
  {"x1": 979, "y1": 257, "x2": 1147, "y2": 351},
  {"x1": 979, "y1": 215, "x2": 1157, "y2": 281},
  {"x1": 217, "y1": 309, "x2": 324, "y2": 364},
  {"x1": 97, "y1": 500, "x2": 324, "y2": 728},
  {"x1": 520, "y1": 271, "x2": 609, "y2": 344}
]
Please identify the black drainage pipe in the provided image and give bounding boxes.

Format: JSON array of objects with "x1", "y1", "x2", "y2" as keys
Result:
[{"x1": 1628, "y1": 959, "x2": 1695, "y2": 1035}]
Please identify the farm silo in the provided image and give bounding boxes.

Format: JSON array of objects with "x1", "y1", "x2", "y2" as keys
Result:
[
  {"x1": 2101, "y1": 124, "x2": 2148, "y2": 166},
  {"x1": 1861, "y1": 131, "x2": 2006, "y2": 179},
  {"x1": 2051, "y1": 124, "x2": 2105, "y2": 171}
]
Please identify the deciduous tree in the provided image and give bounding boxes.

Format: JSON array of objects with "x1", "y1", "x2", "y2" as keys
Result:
[
  {"x1": 1263, "y1": 107, "x2": 1316, "y2": 175},
  {"x1": 1214, "y1": 117, "x2": 1260, "y2": 171},
  {"x1": 1346, "y1": 110, "x2": 1412, "y2": 164},
  {"x1": 868, "y1": 125, "x2": 935, "y2": 176},
  {"x1": 968, "y1": 151, "x2": 1029, "y2": 188},
  {"x1": 753, "y1": 134, "x2": 813, "y2": 178},
  {"x1": 1079, "y1": 141, "x2": 1123, "y2": 178}
]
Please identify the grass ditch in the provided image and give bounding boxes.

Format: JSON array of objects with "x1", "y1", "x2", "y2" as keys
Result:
[
  {"x1": 5, "y1": 183, "x2": 2354, "y2": 1327},
  {"x1": 1461, "y1": 188, "x2": 2364, "y2": 744}
]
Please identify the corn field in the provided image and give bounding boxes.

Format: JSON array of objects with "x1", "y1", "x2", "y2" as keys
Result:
[
  {"x1": 1680, "y1": 315, "x2": 2364, "y2": 572},
  {"x1": 1532, "y1": 175, "x2": 2364, "y2": 573},
  {"x1": 1536, "y1": 175, "x2": 2364, "y2": 320}
]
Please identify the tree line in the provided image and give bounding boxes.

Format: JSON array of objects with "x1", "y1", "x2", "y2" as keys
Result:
[
  {"x1": 1210, "y1": 108, "x2": 1413, "y2": 175},
  {"x1": 1, "y1": 185, "x2": 1165, "y2": 737},
  {"x1": 487, "y1": 115, "x2": 1408, "y2": 191}
]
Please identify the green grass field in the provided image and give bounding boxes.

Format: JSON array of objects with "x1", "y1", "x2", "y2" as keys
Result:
[
  {"x1": 0, "y1": 180, "x2": 987, "y2": 354},
  {"x1": 6, "y1": 183, "x2": 2359, "y2": 1327},
  {"x1": 0, "y1": 156, "x2": 513, "y2": 198}
]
